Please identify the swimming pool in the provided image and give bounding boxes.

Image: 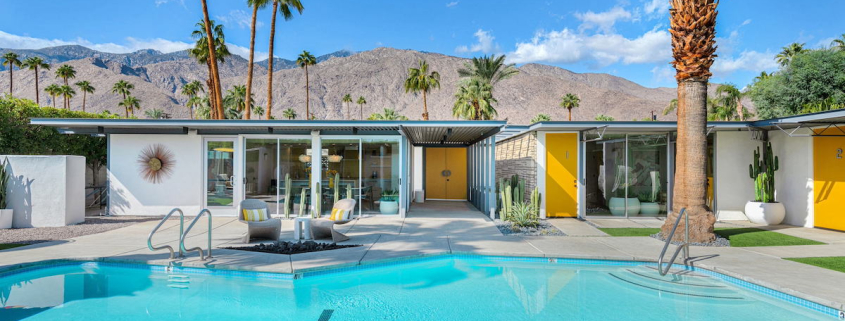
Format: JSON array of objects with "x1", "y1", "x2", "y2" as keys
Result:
[{"x1": 0, "y1": 256, "x2": 837, "y2": 320}]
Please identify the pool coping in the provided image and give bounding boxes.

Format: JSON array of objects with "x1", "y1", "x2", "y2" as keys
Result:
[{"x1": 0, "y1": 253, "x2": 842, "y2": 319}]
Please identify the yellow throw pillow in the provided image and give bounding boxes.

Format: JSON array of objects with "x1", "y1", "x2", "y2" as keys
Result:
[
  {"x1": 330, "y1": 208, "x2": 345, "y2": 221},
  {"x1": 243, "y1": 208, "x2": 268, "y2": 222}
]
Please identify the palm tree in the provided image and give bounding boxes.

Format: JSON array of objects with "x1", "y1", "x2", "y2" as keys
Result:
[
  {"x1": 282, "y1": 108, "x2": 297, "y2": 119},
  {"x1": 342, "y1": 93, "x2": 353, "y2": 119},
  {"x1": 457, "y1": 54, "x2": 519, "y2": 86},
  {"x1": 192, "y1": 96, "x2": 212, "y2": 119},
  {"x1": 2, "y1": 52, "x2": 22, "y2": 95},
  {"x1": 661, "y1": 0, "x2": 719, "y2": 243},
  {"x1": 595, "y1": 114, "x2": 615, "y2": 121},
  {"x1": 21, "y1": 56, "x2": 50, "y2": 105},
  {"x1": 663, "y1": 98, "x2": 679, "y2": 116},
  {"x1": 190, "y1": 19, "x2": 230, "y2": 120},
  {"x1": 832, "y1": 34, "x2": 845, "y2": 51},
  {"x1": 356, "y1": 96, "x2": 367, "y2": 120},
  {"x1": 223, "y1": 85, "x2": 253, "y2": 114},
  {"x1": 775, "y1": 42, "x2": 805, "y2": 67},
  {"x1": 368, "y1": 108, "x2": 409, "y2": 120},
  {"x1": 753, "y1": 71, "x2": 770, "y2": 84},
  {"x1": 559, "y1": 93, "x2": 580, "y2": 121},
  {"x1": 44, "y1": 84, "x2": 61, "y2": 108},
  {"x1": 265, "y1": 0, "x2": 304, "y2": 119},
  {"x1": 452, "y1": 78, "x2": 498, "y2": 120},
  {"x1": 182, "y1": 80, "x2": 204, "y2": 119},
  {"x1": 199, "y1": 0, "x2": 224, "y2": 119},
  {"x1": 55, "y1": 64, "x2": 76, "y2": 109},
  {"x1": 111, "y1": 80, "x2": 134, "y2": 116},
  {"x1": 404, "y1": 59, "x2": 440, "y2": 120},
  {"x1": 530, "y1": 114, "x2": 551, "y2": 123},
  {"x1": 243, "y1": 0, "x2": 271, "y2": 120},
  {"x1": 75, "y1": 81, "x2": 95, "y2": 112},
  {"x1": 297, "y1": 50, "x2": 317, "y2": 120},
  {"x1": 715, "y1": 83, "x2": 746, "y2": 121},
  {"x1": 145, "y1": 108, "x2": 165, "y2": 119},
  {"x1": 59, "y1": 85, "x2": 75, "y2": 109},
  {"x1": 119, "y1": 96, "x2": 141, "y2": 118}
]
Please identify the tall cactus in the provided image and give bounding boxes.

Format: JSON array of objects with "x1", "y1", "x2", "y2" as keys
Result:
[
  {"x1": 299, "y1": 188, "x2": 307, "y2": 217},
  {"x1": 333, "y1": 173, "x2": 340, "y2": 203},
  {"x1": 346, "y1": 183, "x2": 353, "y2": 199},
  {"x1": 530, "y1": 186, "x2": 541, "y2": 217},
  {"x1": 314, "y1": 182, "x2": 322, "y2": 218},
  {"x1": 748, "y1": 142, "x2": 779, "y2": 203},
  {"x1": 283, "y1": 173, "x2": 292, "y2": 219}
]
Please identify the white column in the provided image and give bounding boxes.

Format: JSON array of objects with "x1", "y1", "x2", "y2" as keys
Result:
[{"x1": 311, "y1": 130, "x2": 321, "y2": 215}]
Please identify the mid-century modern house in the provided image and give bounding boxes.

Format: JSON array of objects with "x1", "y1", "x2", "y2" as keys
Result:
[{"x1": 32, "y1": 109, "x2": 845, "y2": 232}]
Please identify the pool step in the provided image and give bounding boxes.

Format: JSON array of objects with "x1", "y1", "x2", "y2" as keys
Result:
[
  {"x1": 609, "y1": 267, "x2": 745, "y2": 301},
  {"x1": 167, "y1": 275, "x2": 190, "y2": 289}
]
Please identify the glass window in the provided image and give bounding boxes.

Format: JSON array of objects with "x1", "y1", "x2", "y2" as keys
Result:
[
  {"x1": 627, "y1": 134, "x2": 669, "y2": 217},
  {"x1": 321, "y1": 139, "x2": 361, "y2": 216},
  {"x1": 362, "y1": 137, "x2": 401, "y2": 215},
  {"x1": 244, "y1": 139, "x2": 279, "y2": 214},
  {"x1": 206, "y1": 140, "x2": 234, "y2": 207}
]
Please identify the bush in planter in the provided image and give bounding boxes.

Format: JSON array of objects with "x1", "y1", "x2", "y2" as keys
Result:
[
  {"x1": 745, "y1": 142, "x2": 785, "y2": 225},
  {"x1": 379, "y1": 189, "x2": 399, "y2": 214},
  {"x1": 508, "y1": 201, "x2": 539, "y2": 228}
]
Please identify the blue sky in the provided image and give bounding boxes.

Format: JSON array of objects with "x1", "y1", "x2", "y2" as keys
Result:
[{"x1": 1, "y1": 0, "x2": 842, "y2": 88}]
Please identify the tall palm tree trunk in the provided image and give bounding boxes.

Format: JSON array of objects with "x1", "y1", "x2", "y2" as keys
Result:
[
  {"x1": 346, "y1": 102, "x2": 350, "y2": 120},
  {"x1": 123, "y1": 93, "x2": 128, "y2": 118},
  {"x1": 568, "y1": 108, "x2": 572, "y2": 121},
  {"x1": 304, "y1": 65, "x2": 310, "y2": 120},
  {"x1": 8, "y1": 65, "x2": 13, "y2": 95},
  {"x1": 63, "y1": 78, "x2": 69, "y2": 109},
  {"x1": 82, "y1": 92, "x2": 87, "y2": 112},
  {"x1": 244, "y1": 3, "x2": 259, "y2": 120},
  {"x1": 265, "y1": 1, "x2": 279, "y2": 120},
  {"x1": 34, "y1": 68, "x2": 40, "y2": 105},
  {"x1": 422, "y1": 89, "x2": 429, "y2": 120},
  {"x1": 205, "y1": 61, "x2": 218, "y2": 119},
  {"x1": 201, "y1": 0, "x2": 224, "y2": 119},
  {"x1": 51, "y1": 94, "x2": 56, "y2": 108}
]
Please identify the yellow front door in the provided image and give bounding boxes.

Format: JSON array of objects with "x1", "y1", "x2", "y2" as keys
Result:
[
  {"x1": 814, "y1": 135, "x2": 845, "y2": 231},
  {"x1": 425, "y1": 147, "x2": 467, "y2": 200},
  {"x1": 546, "y1": 133, "x2": 578, "y2": 217}
]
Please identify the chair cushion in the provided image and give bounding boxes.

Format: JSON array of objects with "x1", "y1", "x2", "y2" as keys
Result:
[
  {"x1": 329, "y1": 208, "x2": 346, "y2": 221},
  {"x1": 243, "y1": 208, "x2": 268, "y2": 222}
]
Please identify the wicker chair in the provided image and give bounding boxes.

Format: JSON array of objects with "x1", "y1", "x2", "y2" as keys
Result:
[
  {"x1": 237, "y1": 199, "x2": 281, "y2": 243},
  {"x1": 311, "y1": 199, "x2": 356, "y2": 242}
]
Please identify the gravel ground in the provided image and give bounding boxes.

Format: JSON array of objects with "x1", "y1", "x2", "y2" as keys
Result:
[
  {"x1": 496, "y1": 221, "x2": 567, "y2": 236},
  {"x1": 650, "y1": 233, "x2": 731, "y2": 247},
  {"x1": 0, "y1": 216, "x2": 159, "y2": 245}
]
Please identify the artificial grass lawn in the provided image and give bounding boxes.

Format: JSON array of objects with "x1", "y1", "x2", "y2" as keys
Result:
[
  {"x1": 598, "y1": 228, "x2": 661, "y2": 237},
  {"x1": 598, "y1": 227, "x2": 824, "y2": 247},
  {"x1": 0, "y1": 244, "x2": 27, "y2": 251},
  {"x1": 785, "y1": 257, "x2": 845, "y2": 273}
]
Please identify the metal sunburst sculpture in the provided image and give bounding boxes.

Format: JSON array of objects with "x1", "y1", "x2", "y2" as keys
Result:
[{"x1": 138, "y1": 144, "x2": 176, "y2": 184}]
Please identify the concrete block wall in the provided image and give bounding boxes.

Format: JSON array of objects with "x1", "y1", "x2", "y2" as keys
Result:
[{"x1": 495, "y1": 132, "x2": 537, "y2": 202}]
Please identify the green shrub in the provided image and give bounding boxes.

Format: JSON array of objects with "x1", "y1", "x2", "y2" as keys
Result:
[{"x1": 508, "y1": 201, "x2": 539, "y2": 228}]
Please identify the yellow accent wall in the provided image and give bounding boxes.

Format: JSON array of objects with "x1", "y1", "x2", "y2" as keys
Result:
[
  {"x1": 425, "y1": 147, "x2": 468, "y2": 200},
  {"x1": 545, "y1": 133, "x2": 578, "y2": 217},
  {"x1": 813, "y1": 135, "x2": 845, "y2": 231}
]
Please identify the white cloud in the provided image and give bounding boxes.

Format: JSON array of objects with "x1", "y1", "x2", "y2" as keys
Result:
[
  {"x1": 506, "y1": 27, "x2": 671, "y2": 66},
  {"x1": 575, "y1": 7, "x2": 633, "y2": 33},
  {"x1": 651, "y1": 65, "x2": 675, "y2": 83},
  {"x1": 455, "y1": 29, "x2": 500, "y2": 54},
  {"x1": 216, "y1": 10, "x2": 262, "y2": 30},
  {"x1": 0, "y1": 30, "x2": 262, "y2": 60},
  {"x1": 155, "y1": 0, "x2": 184, "y2": 7},
  {"x1": 643, "y1": 0, "x2": 670, "y2": 15},
  {"x1": 712, "y1": 50, "x2": 779, "y2": 77},
  {"x1": 740, "y1": 19, "x2": 752, "y2": 27},
  {"x1": 446, "y1": 1, "x2": 458, "y2": 8}
]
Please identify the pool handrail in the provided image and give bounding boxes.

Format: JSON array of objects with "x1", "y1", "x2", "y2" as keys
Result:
[
  {"x1": 180, "y1": 209, "x2": 212, "y2": 261},
  {"x1": 657, "y1": 207, "x2": 689, "y2": 276},
  {"x1": 147, "y1": 208, "x2": 185, "y2": 259}
]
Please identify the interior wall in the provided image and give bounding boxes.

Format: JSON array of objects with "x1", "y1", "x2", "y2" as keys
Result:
[
  {"x1": 714, "y1": 131, "x2": 762, "y2": 220},
  {"x1": 769, "y1": 129, "x2": 814, "y2": 227},
  {"x1": 108, "y1": 133, "x2": 203, "y2": 216}
]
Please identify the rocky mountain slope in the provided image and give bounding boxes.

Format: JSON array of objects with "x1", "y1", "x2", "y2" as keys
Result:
[{"x1": 1, "y1": 45, "x2": 695, "y2": 123}]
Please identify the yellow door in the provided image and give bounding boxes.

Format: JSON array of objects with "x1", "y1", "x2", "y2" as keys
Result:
[
  {"x1": 425, "y1": 148, "x2": 447, "y2": 200},
  {"x1": 446, "y1": 148, "x2": 467, "y2": 200},
  {"x1": 546, "y1": 133, "x2": 578, "y2": 217},
  {"x1": 814, "y1": 135, "x2": 845, "y2": 231}
]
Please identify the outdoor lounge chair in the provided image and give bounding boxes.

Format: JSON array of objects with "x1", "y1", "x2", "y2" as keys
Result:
[
  {"x1": 237, "y1": 199, "x2": 282, "y2": 243},
  {"x1": 311, "y1": 198, "x2": 357, "y2": 242}
]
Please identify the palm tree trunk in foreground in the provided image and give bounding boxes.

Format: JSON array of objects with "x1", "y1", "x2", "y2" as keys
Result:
[
  {"x1": 265, "y1": 1, "x2": 278, "y2": 120},
  {"x1": 201, "y1": 0, "x2": 224, "y2": 119},
  {"x1": 662, "y1": 80, "x2": 715, "y2": 243},
  {"x1": 244, "y1": 3, "x2": 259, "y2": 120}
]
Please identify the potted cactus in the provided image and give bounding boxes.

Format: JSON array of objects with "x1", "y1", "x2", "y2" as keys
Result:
[
  {"x1": 0, "y1": 158, "x2": 12, "y2": 229},
  {"x1": 379, "y1": 189, "x2": 399, "y2": 214},
  {"x1": 744, "y1": 142, "x2": 785, "y2": 225}
]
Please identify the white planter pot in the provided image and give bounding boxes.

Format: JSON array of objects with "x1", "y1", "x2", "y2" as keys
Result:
[
  {"x1": 380, "y1": 200, "x2": 399, "y2": 215},
  {"x1": 609, "y1": 198, "x2": 640, "y2": 216},
  {"x1": 0, "y1": 209, "x2": 12, "y2": 229},
  {"x1": 640, "y1": 202, "x2": 660, "y2": 216},
  {"x1": 744, "y1": 201, "x2": 785, "y2": 225}
]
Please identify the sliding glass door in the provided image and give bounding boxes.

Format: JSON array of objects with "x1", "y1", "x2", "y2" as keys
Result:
[
  {"x1": 204, "y1": 138, "x2": 239, "y2": 216},
  {"x1": 243, "y1": 137, "x2": 311, "y2": 217}
]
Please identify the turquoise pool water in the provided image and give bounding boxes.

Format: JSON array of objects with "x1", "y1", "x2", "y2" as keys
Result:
[{"x1": 0, "y1": 257, "x2": 836, "y2": 320}]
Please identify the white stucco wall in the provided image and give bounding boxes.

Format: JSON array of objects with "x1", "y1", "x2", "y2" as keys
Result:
[
  {"x1": 108, "y1": 133, "x2": 203, "y2": 216},
  {"x1": 769, "y1": 129, "x2": 814, "y2": 227},
  {"x1": 412, "y1": 146, "x2": 423, "y2": 201},
  {"x1": 2, "y1": 155, "x2": 85, "y2": 227},
  {"x1": 714, "y1": 131, "x2": 762, "y2": 220}
]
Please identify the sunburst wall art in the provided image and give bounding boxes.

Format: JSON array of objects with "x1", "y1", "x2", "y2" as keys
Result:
[{"x1": 137, "y1": 144, "x2": 176, "y2": 184}]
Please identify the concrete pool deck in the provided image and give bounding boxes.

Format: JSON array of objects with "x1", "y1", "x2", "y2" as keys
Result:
[{"x1": 1, "y1": 210, "x2": 844, "y2": 312}]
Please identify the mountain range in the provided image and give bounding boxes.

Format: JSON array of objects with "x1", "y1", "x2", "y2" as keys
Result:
[{"x1": 0, "y1": 45, "x2": 706, "y2": 123}]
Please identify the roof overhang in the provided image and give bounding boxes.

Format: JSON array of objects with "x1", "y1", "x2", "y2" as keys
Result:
[{"x1": 29, "y1": 119, "x2": 506, "y2": 147}]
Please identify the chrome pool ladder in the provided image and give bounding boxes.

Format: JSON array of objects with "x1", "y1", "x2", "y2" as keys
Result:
[
  {"x1": 657, "y1": 207, "x2": 689, "y2": 276},
  {"x1": 180, "y1": 209, "x2": 212, "y2": 261},
  {"x1": 147, "y1": 208, "x2": 185, "y2": 259}
]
